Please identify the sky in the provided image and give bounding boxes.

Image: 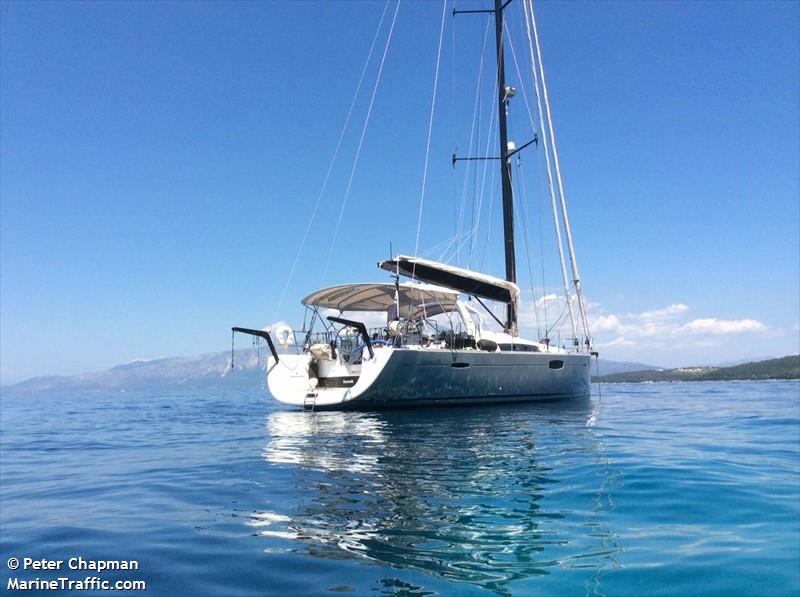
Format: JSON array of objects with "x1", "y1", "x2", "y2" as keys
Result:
[{"x1": 1, "y1": 0, "x2": 798, "y2": 383}]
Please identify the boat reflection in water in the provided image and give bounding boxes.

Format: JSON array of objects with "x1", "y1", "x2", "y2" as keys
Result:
[{"x1": 251, "y1": 399, "x2": 622, "y2": 594}]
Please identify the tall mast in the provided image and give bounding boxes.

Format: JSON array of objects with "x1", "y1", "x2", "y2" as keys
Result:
[{"x1": 493, "y1": 0, "x2": 517, "y2": 335}]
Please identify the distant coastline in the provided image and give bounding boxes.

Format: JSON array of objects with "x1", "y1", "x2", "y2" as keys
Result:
[
  {"x1": 594, "y1": 355, "x2": 800, "y2": 383},
  {"x1": 4, "y1": 353, "x2": 798, "y2": 394}
]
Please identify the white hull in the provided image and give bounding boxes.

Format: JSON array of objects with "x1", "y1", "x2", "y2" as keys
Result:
[{"x1": 267, "y1": 349, "x2": 591, "y2": 410}]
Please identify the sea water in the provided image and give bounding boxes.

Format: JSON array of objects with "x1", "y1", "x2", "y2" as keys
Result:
[{"x1": 1, "y1": 381, "x2": 798, "y2": 596}]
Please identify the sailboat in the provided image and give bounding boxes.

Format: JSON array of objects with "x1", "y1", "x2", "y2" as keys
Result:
[{"x1": 233, "y1": 0, "x2": 595, "y2": 410}]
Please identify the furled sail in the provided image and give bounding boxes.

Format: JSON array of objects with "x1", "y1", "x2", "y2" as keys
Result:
[{"x1": 378, "y1": 255, "x2": 520, "y2": 305}]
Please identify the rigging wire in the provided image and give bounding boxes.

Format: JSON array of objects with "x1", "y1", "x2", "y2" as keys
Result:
[
  {"x1": 506, "y1": 10, "x2": 550, "y2": 337},
  {"x1": 533, "y1": 130, "x2": 549, "y2": 336},
  {"x1": 413, "y1": 0, "x2": 450, "y2": 266},
  {"x1": 450, "y1": 2, "x2": 457, "y2": 173},
  {"x1": 324, "y1": 0, "x2": 402, "y2": 279},
  {"x1": 453, "y1": 37, "x2": 499, "y2": 267},
  {"x1": 464, "y1": 107, "x2": 481, "y2": 267},
  {"x1": 468, "y1": 79, "x2": 498, "y2": 268},
  {"x1": 521, "y1": 0, "x2": 577, "y2": 341},
  {"x1": 450, "y1": 3, "x2": 458, "y2": 259},
  {"x1": 273, "y1": 0, "x2": 393, "y2": 320},
  {"x1": 426, "y1": 232, "x2": 463, "y2": 259},
  {"x1": 503, "y1": 101, "x2": 542, "y2": 338},
  {"x1": 473, "y1": 5, "x2": 510, "y2": 274},
  {"x1": 517, "y1": 14, "x2": 551, "y2": 336},
  {"x1": 546, "y1": 297, "x2": 570, "y2": 340},
  {"x1": 454, "y1": 18, "x2": 491, "y2": 266},
  {"x1": 438, "y1": 105, "x2": 498, "y2": 270},
  {"x1": 432, "y1": 228, "x2": 475, "y2": 262},
  {"x1": 477, "y1": 167, "x2": 498, "y2": 270},
  {"x1": 441, "y1": 219, "x2": 482, "y2": 264},
  {"x1": 514, "y1": 157, "x2": 543, "y2": 339},
  {"x1": 505, "y1": 24, "x2": 538, "y2": 150},
  {"x1": 230, "y1": 329, "x2": 235, "y2": 372},
  {"x1": 526, "y1": 0, "x2": 591, "y2": 345}
]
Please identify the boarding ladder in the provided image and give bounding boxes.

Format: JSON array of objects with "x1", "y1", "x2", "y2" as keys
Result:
[{"x1": 303, "y1": 392, "x2": 317, "y2": 412}]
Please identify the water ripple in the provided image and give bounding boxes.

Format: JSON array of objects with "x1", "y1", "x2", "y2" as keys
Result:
[{"x1": 1, "y1": 382, "x2": 798, "y2": 595}]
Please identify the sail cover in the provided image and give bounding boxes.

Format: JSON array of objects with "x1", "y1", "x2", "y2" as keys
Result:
[
  {"x1": 302, "y1": 282, "x2": 458, "y2": 316},
  {"x1": 378, "y1": 255, "x2": 520, "y2": 304}
]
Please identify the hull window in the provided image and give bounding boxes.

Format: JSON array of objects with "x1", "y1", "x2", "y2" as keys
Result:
[{"x1": 549, "y1": 360, "x2": 564, "y2": 369}]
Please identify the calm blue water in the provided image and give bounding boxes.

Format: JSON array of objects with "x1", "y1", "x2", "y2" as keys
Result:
[{"x1": 1, "y1": 381, "x2": 798, "y2": 596}]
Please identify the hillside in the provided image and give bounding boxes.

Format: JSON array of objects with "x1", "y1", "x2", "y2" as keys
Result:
[
  {"x1": 592, "y1": 359, "x2": 660, "y2": 377},
  {"x1": 3, "y1": 349, "x2": 265, "y2": 394},
  {"x1": 595, "y1": 355, "x2": 800, "y2": 383}
]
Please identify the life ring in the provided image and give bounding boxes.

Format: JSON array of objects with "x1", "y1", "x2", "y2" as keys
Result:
[{"x1": 274, "y1": 324, "x2": 293, "y2": 347}]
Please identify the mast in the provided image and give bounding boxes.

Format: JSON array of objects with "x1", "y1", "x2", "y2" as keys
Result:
[
  {"x1": 493, "y1": 0, "x2": 517, "y2": 335},
  {"x1": 452, "y1": 0, "x2": 535, "y2": 336}
]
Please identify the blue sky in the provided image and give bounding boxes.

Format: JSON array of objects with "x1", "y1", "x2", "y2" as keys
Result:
[{"x1": 1, "y1": 0, "x2": 798, "y2": 382}]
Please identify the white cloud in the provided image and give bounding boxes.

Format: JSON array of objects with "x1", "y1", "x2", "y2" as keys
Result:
[
  {"x1": 517, "y1": 294, "x2": 564, "y2": 332},
  {"x1": 535, "y1": 293, "x2": 559, "y2": 307},
  {"x1": 593, "y1": 303, "x2": 770, "y2": 366},
  {"x1": 586, "y1": 305, "x2": 766, "y2": 342},
  {"x1": 266, "y1": 320, "x2": 291, "y2": 332},
  {"x1": 681, "y1": 318, "x2": 766, "y2": 335},
  {"x1": 518, "y1": 295, "x2": 769, "y2": 365},
  {"x1": 592, "y1": 314, "x2": 622, "y2": 333},
  {"x1": 597, "y1": 336, "x2": 635, "y2": 348},
  {"x1": 638, "y1": 304, "x2": 689, "y2": 321}
]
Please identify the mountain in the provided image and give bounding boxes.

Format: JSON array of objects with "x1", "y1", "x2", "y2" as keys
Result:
[
  {"x1": 594, "y1": 355, "x2": 800, "y2": 383},
  {"x1": 4, "y1": 349, "x2": 267, "y2": 394},
  {"x1": 592, "y1": 359, "x2": 660, "y2": 377}
]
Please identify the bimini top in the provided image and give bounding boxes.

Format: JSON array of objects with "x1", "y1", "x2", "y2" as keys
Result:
[
  {"x1": 378, "y1": 255, "x2": 520, "y2": 304},
  {"x1": 302, "y1": 282, "x2": 459, "y2": 317}
]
